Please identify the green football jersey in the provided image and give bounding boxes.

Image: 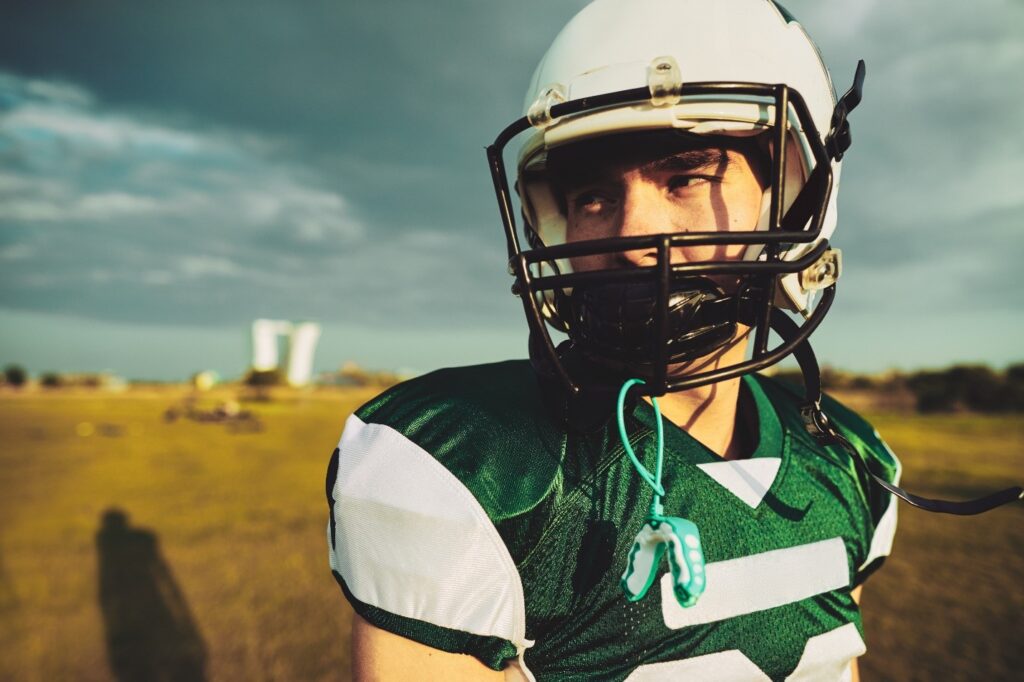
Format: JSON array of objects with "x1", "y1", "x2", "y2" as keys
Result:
[{"x1": 326, "y1": 360, "x2": 900, "y2": 681}]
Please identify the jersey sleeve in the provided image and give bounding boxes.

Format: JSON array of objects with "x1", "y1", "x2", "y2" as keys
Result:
[
  {"x1": 325, "y1": 412, "x2": 530, "y2": 671},
  {"x1": 821, "y1": 395, "x2": 902, "y2": 586}
]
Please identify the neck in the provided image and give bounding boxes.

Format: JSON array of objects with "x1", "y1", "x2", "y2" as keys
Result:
[
  {"x1": 649, "y1": 332, "x2": 754, "y2": 459},
  {"x1": 652, "y1": 377, "x2": 748, "y2": 460}
]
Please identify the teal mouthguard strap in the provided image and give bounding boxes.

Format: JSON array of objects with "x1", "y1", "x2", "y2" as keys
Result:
[
  {"x1": 616, "y1": 378, "x2": 707, "y2": 608},
  {"x1": 616, "y1": 378, "x2": 666, "y2": 511}
]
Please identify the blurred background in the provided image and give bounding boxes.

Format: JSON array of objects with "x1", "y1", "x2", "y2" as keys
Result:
[{"x1": 1, "y1": 1, "x2": 1021, "y2": 680}]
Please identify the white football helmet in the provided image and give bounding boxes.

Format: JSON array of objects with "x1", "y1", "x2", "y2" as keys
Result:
[{"x1": 487, "y1": 0, "x2": 864, "y2": 395}]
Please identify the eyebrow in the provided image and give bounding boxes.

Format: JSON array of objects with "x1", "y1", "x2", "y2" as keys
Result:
[
  {"x1": 639, "y1": 149, "x2": 729, "y2": 175},
  {"x1": 551, "y1": 147, "x2": 730, "y2": 191}
]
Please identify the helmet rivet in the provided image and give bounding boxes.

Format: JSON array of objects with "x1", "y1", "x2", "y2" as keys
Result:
[{"x1": 527, "y1": 84, "x2": 567, "y2": 129}]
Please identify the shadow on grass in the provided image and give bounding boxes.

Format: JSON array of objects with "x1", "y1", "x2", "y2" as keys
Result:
[{"x1": 97, "y1": 508, "x2": 207, "y2": 682}]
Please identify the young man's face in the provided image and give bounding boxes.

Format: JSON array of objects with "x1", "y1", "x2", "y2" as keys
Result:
[
  {"x1": 544, "y1": 130, "x2": 771, "y2": 375},
  {"x1": 548, "y1": 131, "x2": 769, "y2": 275}
]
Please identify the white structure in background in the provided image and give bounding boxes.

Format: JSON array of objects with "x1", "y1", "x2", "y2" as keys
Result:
[
  {"x1": 286, "y1": 323, "x2": 322, "y2": 387},
  {"x1": 251, "y1": 319, "x2": 293, "y2": 371},
  {"x1": 251, "y1": 319, "x2": 322, "y2": 387}
]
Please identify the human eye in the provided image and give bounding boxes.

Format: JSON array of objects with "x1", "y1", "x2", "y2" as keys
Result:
[
  {"x1": 570, "y1": 188, "x2": 618, "y2": 215},
  {"x1": 667, "y1": 175, "x2": 715, "y2": 193}
]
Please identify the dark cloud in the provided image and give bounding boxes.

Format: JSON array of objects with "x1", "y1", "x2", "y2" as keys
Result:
[
  {"x1": 0, "y1": 0, "x2": 590, "y2": 235},
  {"x1": 0, "y1": 1, "x2": 584, "y2": 157},
  {"x1": 0, "y1": 69, "x2": 521, "y2": 327}
]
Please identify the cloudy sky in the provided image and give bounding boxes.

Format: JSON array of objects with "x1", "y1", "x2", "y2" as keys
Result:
[{"x1": 1, "y1": 0, "x2": 1022, "y2": 380}]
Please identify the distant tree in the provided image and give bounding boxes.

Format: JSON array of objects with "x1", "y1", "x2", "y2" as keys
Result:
[
  {"x1": 946, "y1": 365, "x2": 1004, "y2": 412},
  {"x1": 906, "y1": 364, "x2": 1018, "y2": 413},
  {"x1": 848, "y1": 375, "x2": 876, "y2": 390},
  {"x1": 905, "y1": 370, "x2": 957, "y2": 413},
  {"x1": 40, "y1": 372, "x2": 63, "y2": 388},
  {"x1": 4, "y1": 364, "x2": 27, "y2": 387},
  {"x1": 876, "y1": 372, "x2": 908, "y2": 392},
  {"x1": 1006, "y1": 363, "x2": 1024, "y2": 384},
  {"x1": 1002, "y1": 364, "x2": 1024, "y2": 410}
]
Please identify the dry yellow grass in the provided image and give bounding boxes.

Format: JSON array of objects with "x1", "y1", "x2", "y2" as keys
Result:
[
  {"x1": 858, "y1": 412, "x2": 1024, "y2": 682},
  {"x1": 0, "y1": 386, "x2": 377, "y2": 682},
  {"x1": 0, "y1": 387, "x2": 1020, "y2": 681}
]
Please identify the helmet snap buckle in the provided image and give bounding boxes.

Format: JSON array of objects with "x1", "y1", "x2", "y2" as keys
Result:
[
  {"x1": 647, "y1": 56, "x2": 682, "y2": 106},
  {"x1": 800, "y1": 248, "x2": 842, "y2": 291},
  {"x1": 527, "y1": 84, "x2": 567, "y2": 129}
]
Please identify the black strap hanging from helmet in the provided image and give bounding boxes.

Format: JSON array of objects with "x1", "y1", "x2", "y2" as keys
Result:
[
  {"x1": 772, "y1": 310, "x2": 1024, "y2": 516},
  {"x1": 825, "y1": 60, "x2": 866, "y2": 162}
]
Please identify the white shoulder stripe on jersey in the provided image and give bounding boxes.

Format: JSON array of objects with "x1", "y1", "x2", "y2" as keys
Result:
[
  {"x1": 328, "y1": 414, "x2": 535, "y2": 676},
  {"x1": 859, "y1": 430, "x2": 903, "y2": 571},
  {"x1": 624, "y1": 622, "x2": 865, "y2": 681},
  {"x1": 786, "y1": 623, "x2": 866, "y2": 682},
  {"x1": 661, "y1": 537, "x2": 849, "y2": 629},
  {"x1": 695, "y1": 458, "x2": 782, "y2": 509},
  {"x1": 859, "y1": 494, "x2": 898, "y2": 571}
]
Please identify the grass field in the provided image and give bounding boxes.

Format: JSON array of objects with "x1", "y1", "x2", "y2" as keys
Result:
[{"x1": 0, "y1": 386, "x2": 1021, "y2": 681}]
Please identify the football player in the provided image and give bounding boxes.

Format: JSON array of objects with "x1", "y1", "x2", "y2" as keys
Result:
[{"x1": 326, "y1": 1, "x2": 1019, "y2": 680}]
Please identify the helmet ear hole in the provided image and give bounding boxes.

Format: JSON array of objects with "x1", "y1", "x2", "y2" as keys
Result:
[{"x1": 519, "y1": 165, "x2": 568, "y2": 255}]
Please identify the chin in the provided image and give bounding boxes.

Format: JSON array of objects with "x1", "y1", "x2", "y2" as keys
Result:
[{"x1": 664, "y1": 325, "x2": 752, "y2": 383}]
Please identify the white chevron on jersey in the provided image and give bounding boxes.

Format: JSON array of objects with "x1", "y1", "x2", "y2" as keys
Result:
[
  {"x1": 696, "y1": 458, "x2": 783, "y2": 509},
  {"x1": 661, "y1": 537, "x2": 849, "y2": 629}
]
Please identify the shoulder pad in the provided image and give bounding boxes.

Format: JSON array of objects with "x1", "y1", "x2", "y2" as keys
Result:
[{"x1": 354, "y1": 360, "x2": 565, "y2": 520}]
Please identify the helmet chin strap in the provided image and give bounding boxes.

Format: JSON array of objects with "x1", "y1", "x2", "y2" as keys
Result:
[{"x1": 773, "y1": 311, "x2": 1024, "y2": 516}]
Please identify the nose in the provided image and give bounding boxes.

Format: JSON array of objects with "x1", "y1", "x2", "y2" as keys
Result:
[{"x1": 615, "y1": 177, "x2": 670, "y2": 267}]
